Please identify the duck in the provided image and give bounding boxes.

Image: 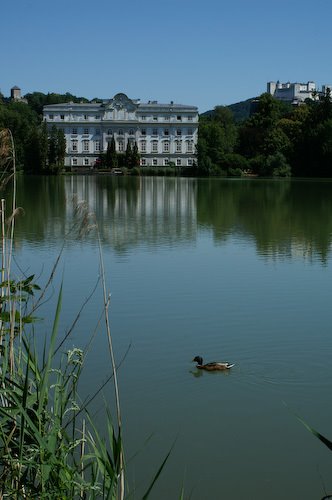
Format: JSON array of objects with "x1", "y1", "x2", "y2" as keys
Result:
[{"x1": 192, "y1": 355, "x2": 234, "y2": 371}]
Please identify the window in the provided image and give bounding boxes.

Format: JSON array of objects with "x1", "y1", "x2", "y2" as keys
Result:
[
  {"x1": 107, "y1": 129, "x2": 113, "y2": 135},
  {"x1": 95, "y1": 115, "x2": 99, "y2": 120},
  {"x1": 72, "y1": 128, "x2": 77, "y2": 135},
  {"x1": 141, "y1": 128, "x2": 146, "y2": 136},
  {"x1": 141, "y1": 116, "x2": 146, "y2": 121},
  {"x1": 163, "y1": 141, "x2": 169, "y2": 153},
  {"x1": 49, "y1": 114, "x2": 54, "y2": 120},
  {"x1": 95, "y1": 140, "x2": 100, "y2": 152},
  {"x1": 177, "y1": 115, "x2": 182, "y2": 121},
  {"x1": 83, "y1": 128, "x2": 89, "y2": 135},
  {"x1": 140, "y1": 141, "x2": 146, "y2": 153},
  {"x1": 187, "y1": 128, "x2": 193, "y2": 136},
  {"x1": 84, "y1": 158, "x2": 89, "y2": 166},
  {"x1": 118, "y1": 141, "x2": 124, "y2": 152},
  {"x1": 187, "y1": 158, "x2": 193, "y2": 166},
  {"x1": 176, "y1": 158, "x2": 182, "y2": 166},
  {"x1": 164, "y1": 129, "x2": 169, "y2": 136},
  {"x1": 118, "y1": 129, "x2": 124, "y2": 136},
  {"x1": 84, "y1": 114, "x2": 88, "y2": 120},
  {"x1": 129, "y1": 129, "x2": 134, "y2": 136},
  {"x1": 141, "y1": 158, "x2": 147, "y2": 166},
  {"x1": 82, "y1": 140, "x2": 89, "y2": 152},
  {"x1": 60, "y1": 115, "x2": 64, "y2": 120},
  {"x1": 95, "y1": 128, "x2": 100, "y2": 135},
  {"x1": 152, "y1": 141, "x2": 158, "y2": 153},
  {"x1": 164, "y1": 116, "x2": 170, "y2": 121},
  {"x1": 153, "y1": 116, "x2": 158, "y2": 121},
  {"x1": 187, "y1": 141, "x2": 193, "y2": 153},
  {"x1": 188, "y1": 116, "x2": 193, "y2": 121},
  {"x1": 164, "y1": 158, "x2": 169, "y2": 166},
  {"x1": 72, "y1": 140, "x2": 78, "y2": 152},
  {"x1": 152, "y1": 128, "x2": 158, "y2": 136},
  {"x1": 152, "y1": 158, "x2": 158, "y2": 166},
  {"x1": 176, "y1": 141, "x2": 182, "y2": 153},
  {"x1": 176, "y1": 129, "x2": 182, "y2": 136},
  {"x1": 72, "y1": 158, "x2": 78, "y2": 166}
]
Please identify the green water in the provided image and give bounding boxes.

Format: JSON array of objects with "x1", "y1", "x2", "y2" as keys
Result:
[{"x1": 11, "y1": 175, "x2": 332, "y2": 499}]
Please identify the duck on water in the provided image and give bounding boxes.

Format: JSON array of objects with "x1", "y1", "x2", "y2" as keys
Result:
[{"x1": 192, "y1": 356, "x2": 234, "y2": 371}]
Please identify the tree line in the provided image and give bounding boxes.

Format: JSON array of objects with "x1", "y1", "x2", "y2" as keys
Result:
[
  {"x1": 0, "y1": 92, "x2": 69, "y2": 173},
  {"x1": 1, "y1": 89, "x2": 332, "y2": 176},
  {"x1": 196, "y1": 90, "x2": 332, "y2": 177}
]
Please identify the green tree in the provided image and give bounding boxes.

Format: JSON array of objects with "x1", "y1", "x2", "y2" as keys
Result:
[
  {"x1": 106, "y1": 137, "x2": 118, "y2": 169},
  {"x1": 125, "y1": 141, "x2": 132, "y2": 167},
  {"x1": 131, "y1": 141, "x2": 140, "y2": 168},
  {"x1": 197, "y1": 106, "x2": 238, "y2": 175}
]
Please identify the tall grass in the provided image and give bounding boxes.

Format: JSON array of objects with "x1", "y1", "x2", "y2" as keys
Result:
[{"x1": 0, "y1": 129, "x2": 170, "y2": 499}]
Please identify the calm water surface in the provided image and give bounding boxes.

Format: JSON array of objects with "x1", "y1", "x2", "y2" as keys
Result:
[{"x1": 11, "y1": 175, "x2": 332, "y2": 499}]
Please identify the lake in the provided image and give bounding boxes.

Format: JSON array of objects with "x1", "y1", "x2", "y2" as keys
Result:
[{"x1": 10, "y1": 175, "x2": 332, "y2": 499}]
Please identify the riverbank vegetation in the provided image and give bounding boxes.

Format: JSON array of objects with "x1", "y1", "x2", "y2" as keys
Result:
[
  {"x1": 1, "y1": 88, "x2": 332, "y2": 176},
  {"x1": 196, "y1": 90, "x2": 332, "y2": 177},
  {"x1": 0, "y1": 129, "x2": 169, "y2": 498}
]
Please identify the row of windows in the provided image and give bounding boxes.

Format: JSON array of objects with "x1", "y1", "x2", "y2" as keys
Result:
[
  {"x1": 140, "y1": 128, "x2": 193, "y2": 137},
  {"x1": 140, "y1": 141, "x2": 194, "y2": 153},
  {"x1": 139, "y1": 115, "x2": 194, "y2": 122},
  {"x1": 71, "y1": 157, "x2": 194, "y2": 167},
  {"x1": 140, "y1": 158, "x2": 194, "y2": 166},
  {"x1": 48, "y1": 114, "x2": 195, "y2": 122},
  {"x1": 69, "y1": 128, "x2": 194, "y2": 136},
  {"x1": 70, "y1": 140, "x2": 194, "y2": 154}
]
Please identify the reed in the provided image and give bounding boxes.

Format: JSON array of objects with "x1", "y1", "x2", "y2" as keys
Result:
[{"x1": 0, "y1": 129, "x2": 171, "y2": 498}]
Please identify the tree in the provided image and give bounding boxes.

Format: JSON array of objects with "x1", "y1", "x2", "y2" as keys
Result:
[
  {"x1": 125, "y1": 141, "x2": 132, "y2": 167},
  {"x1": 105, "y1": 138, "x2": 118, "y2": 169},
  {"x1": 46, "y1": 125, "x2": 66, "y2": 173},
  {"x1": 131, "y1": 142, "x2": 140, "y2": 168},
  {"x1": 197, "y1": 106, "x2": 238, "y2": 175}
]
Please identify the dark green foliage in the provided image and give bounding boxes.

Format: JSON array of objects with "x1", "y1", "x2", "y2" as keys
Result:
[
  {"x1": 105, "y1": 137, "x2": 118, "y2": 169},
  {"x1": 97, "y1": 138, "x2": 140, "y2": 170},
  {"x1": 197, "y1": 106, "x2": 238, "y2": 175},
  {"x1": 46, "y1": 126, "x2": 66, "y2": 173},
  {"x1": 202, "y1": 98, "x2": 254, "y2": 123},
  {"x1": 0, "y1": 101, "x2": 39, "y2": 169},
  {"x1": 131, "y1": 141, "x2": 140, "y2": 168},
  {"x1": 25, "y1": 91, "x2": 89, "y2": 116},
  {"x1": 125, "y1": 141, "x2": 132, "y2": 166},
  {"x1": 0, "y1": 91, "x2": 93, "y2": 174}
]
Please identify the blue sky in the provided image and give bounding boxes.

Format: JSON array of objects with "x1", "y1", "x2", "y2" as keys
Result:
[{"x1": 1, "y1": 0, "x2": 331, "y2": 112}]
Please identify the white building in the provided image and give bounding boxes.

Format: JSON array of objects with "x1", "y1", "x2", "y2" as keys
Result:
[
  {"x1": 43, "y1": 93, "x2": 198, "y2": 168},
  {"x1": 267, "y1": 81, "x2": 332, "y2": 104},
  {"x1": 267, "y1": 81, "x2": 317, "y2": 103}
]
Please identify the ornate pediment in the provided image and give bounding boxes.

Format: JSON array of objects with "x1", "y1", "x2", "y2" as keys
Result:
[{"x1": 106, "y1": 93, "x2": 137, "y2": 112}]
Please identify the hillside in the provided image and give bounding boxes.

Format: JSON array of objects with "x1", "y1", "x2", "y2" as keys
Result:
[{"x1": 201, "y1": 98, "x2": 255, "y2": 122}]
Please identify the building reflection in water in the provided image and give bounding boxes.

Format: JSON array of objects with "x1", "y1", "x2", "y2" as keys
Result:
[{"x1": 65, "y1": 176, "x2": 197, "y2": 252}]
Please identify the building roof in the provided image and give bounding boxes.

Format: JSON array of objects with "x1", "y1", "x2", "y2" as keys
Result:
[{"x1": 43, "y1": 93, "x2": 198, "y2": 113}]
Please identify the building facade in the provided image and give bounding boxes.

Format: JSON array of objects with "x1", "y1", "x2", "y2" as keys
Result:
[
  {"x1": 267, "y1": 81, "x2": 332, "y2": 104},
  {"x1": 43, "y1": 93, "x2": 198, "y2": 168}
]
